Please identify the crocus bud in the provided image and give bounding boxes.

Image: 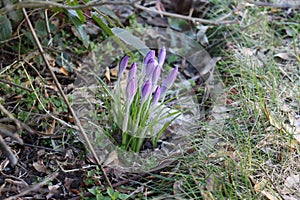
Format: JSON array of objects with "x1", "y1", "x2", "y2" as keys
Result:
[
  {"x1": 162, "y1": 66, "x2": 178, "y2": 89},
  {"x1": 128, "y1": 62, "x2": 137, "y2": 80},
  {"x1": 152, "y1": 65, "x2": 161, "y2": 88},
  {"x1": 126, "y1": 77, "x2": 137, "y2": 105},
  {"x1": 160, "y1": 85, "x2": 167, "y2": 99},
  {"x1": 118, "y1": 55, "x2": 129, "y2": 77},
  {"x1": 145, "y1": 58, "x2": 157, "y2": 78},
  {"x1": 152, "y1": 86, "x2": 161, "y2": 106},
  {"x1": 158, "y1": 47, "x2": 166, "y2": 66},
  {"x1": 144, "y1": 50, "x2": 155, "y2": 66},
  {"x1": 141, "y1": 80, "x2": 152, "y2": 103}
]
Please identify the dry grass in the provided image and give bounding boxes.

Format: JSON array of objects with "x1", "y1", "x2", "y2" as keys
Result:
[{"x1": 171, "y1": 1, "x2": 300, "y2": 199}]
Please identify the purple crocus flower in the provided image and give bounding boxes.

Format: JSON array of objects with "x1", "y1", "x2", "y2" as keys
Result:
[
  {"x1": 145, "y1": 58, "x2": 157, "y2": 78},
  {"x1": 144, "y1": 50, "x2": 155, "y2": 66},
  {"x1": 160, "y1": 85, "x2": 167, "y2": 99},
  {"x1": 128, "y1": 62, "x2": 137, "y2": 80},
  {"x1": 152, "y1": 86, "x2": 161, "y2": 106},
  {"x1": 141, "y1": 80, "x2": 152, "y2": 103},
  {"x1": 162, "y1": 66, "x2": 178, "y2": 89},
  {"x1": 126, "y1": 77, "x2": 137, "y2": 105},
  {"x1": 152, "y1": 65, "x2": 161, "y2": 88},
  {"x1": 118, "y1": 55, "x2": 129, "y2": 77},
  {"x1": 158, "y1": 47, "x2": 166, "y2": 66},
  {"x1": 160, "y1": 66, "x2": 178, "y2": 98}
]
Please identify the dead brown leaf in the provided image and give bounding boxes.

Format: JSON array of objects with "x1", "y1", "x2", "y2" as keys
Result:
[
  {"x1": 45, "y1": 120, "x2": 56, "y2": 135},
  {"x1": 110, "y1": 67, "x2": 118, "y2": 77},
  {"x1": 33, "y1": 160, "x2": 47, "y2": 173},
  {"x1": 103, "y1": 150, "x2": 119, "y2": 166},
  {"x1": 59, "y1": 67, "x2": 69, "y2": 76},
  {"x1": 45, "y1": 54, "x2": 56, "y2": 67},
  {"x1": 46, "y1": 184, "x2": 60, "y2": 199},
  {"x1": 261, "y1": 190, "x2": 280, "y2": 200},
  {"x1": 105, "y1": 67, "x2": 111, "y2": 83},
  {"x1": 254, "y1": 178, "x2": 268, "y2": 192}
]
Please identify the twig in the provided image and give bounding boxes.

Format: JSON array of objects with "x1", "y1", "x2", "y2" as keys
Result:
[
  {"x1": 0, "y1": 123, "x2": 22, "y2": 144},
  {"x1": 1, "y1": 0, "x2": 139, "y2": 14},
  {"x1": 0, "y1": 105, "x2": 24, "y2": 166},
  {"x1": 0, "y1": 33, "x2": 24, "y2": 44},
  {"x1": 3, "y1": 172, "x2": 59, "y2": 200},
  {"x1": 245, "y1": 0, "x2": 300, "y2": 9},
  {"x1": 0, "y1": 135, "x2": 18, "y2": 166},
  {"x1": 0, "y1": 78, "x2": 33, "y2": 92},
  {"x1": 0, "y1": 103, "x2": 22, "y2": 130},
  {"x1": 21, "y1": 5, "x2": 113, "y2": 188},
  {"x1": 44, "y1": 3, "x2": 53, "y2": 47},
  {"x1": 134, "y1": 2, "x2": 237, "y2": 25}
]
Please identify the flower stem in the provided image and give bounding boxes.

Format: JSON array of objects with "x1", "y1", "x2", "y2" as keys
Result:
[{"x1": 122, "y1": 103, "x2": 130, "y2": 147}]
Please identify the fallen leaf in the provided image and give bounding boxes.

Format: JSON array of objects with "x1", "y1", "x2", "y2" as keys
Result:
[
  {"x1": 105, "y1": 67, "x2": 110, "y2": 83},
  {"x1": 254, "y1": 178, "x2": 267, "y2": 192},
  {"x1": 173, "y1": 180, "x2": 185, "y2": 199},
  {"x1": 241, "y1": 47, "x2": 255, "y2": 57},
  {"x1": 33, "y1": 160, "x2": 47, "y2": 173},
  {"x1": 45, "y1": 120, "x2": 56, "y2": 135},
  {"x1": 281, "y1": 174, "x2": 300, "y2": 194},
  {"x1": 46, "y1": 54, "x2": 56, "y2": 67},
  {"x1": 205, "y1": 174, "x2": 216, "y2": 192},
  {"x1": 253, "y1": 178, "x2": 280, "y2": 200},
  {"x1": 103, "y1": 150, "x2": 119, "y2": 165},
  {"x1": 282, "y1": 195, "x2": 299, "y2": 200},
  {"x1": 287, "y1": 113, "x2": 300, "y2": 143},
  {"x1": 46, "y1": 184, "x2": 60, "y2": 199},
  {"x1": 201, "y1": 191, "x2": 215, "y2": 200},
  {"x1": 64, "y1": 177, "x2": 74, "y2": 191},
  {"x1": 261, "y1": 190, "x2": 280, "y2": 200},
  {"x1": 110, "y1": 68, "x2": 118, "y2": 77},
  {"x1": 274, "y1": 52, "x2": 295, "y2": 61},
  {"x1": 59, "y1": 67, "x2": 69, "y2": 76},
  {"x1": 37, "y1": 149, "x2": 46, "y2": 157}
]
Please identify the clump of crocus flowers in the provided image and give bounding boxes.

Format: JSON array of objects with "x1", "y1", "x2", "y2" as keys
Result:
[{"x1": 106, "y1": 47, "x2": 180, "y2": 152}]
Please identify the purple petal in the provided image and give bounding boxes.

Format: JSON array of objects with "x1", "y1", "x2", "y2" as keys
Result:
[
  {"x1": 158, "y1": 47, "x2": 166, "y2": 66},
  {"x1": 162, "y1": 66, "x2": 178, "y2": 89},
  {"x1": 118, "y1": 56, "x2": 129, "y2": 77},
  {"x1": 152, "y1": 65, "x2": 161, "y2": 88},
  {"x1": 144, "y1": 50, "x2": 155, "y2": 66},
  {"x1": 141, "y1": 80, "x2": 152, "y2": 103},
  {"x1": 126, "y1": 77, "x2": 137, "y2": 104},
  {"x1": 152, "y1": 86, "x2": 161, "y2": 106},
  {"x1": 160, "y1": 85, "x2": 167, "y2": 99},
  {"x1": 145, "y1": 58, "x2": 157, "y2": 78},
  {"x1": 128, "y1": 62, "x2": 137, "y2": 80}
]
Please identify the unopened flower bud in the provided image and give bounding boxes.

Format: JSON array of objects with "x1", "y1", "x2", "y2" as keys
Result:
[
  {"x1": 152, "y1": 65, "x2": 161, "y2": 88},
  {"x1": 152, "y1": 86, "x2": 161, "y2": 106},
  {"x1": 141, "y1": 80, "x2": 152, "y2": 103},
  {"x1": 144, "y1": 50, "x2": 155, "y2": 66},
  {"x1": 162, "y1": 66, "x2": 178, "y2": 89},
  {"x1": 128, "y1": 62, "x2": 137, "y2": 80},
  {"x1": 118, "y1": 55, "x2": 129, "y2": 77},
  {"x1": 126, "y1": 77, "x2": 137, "y2": 105},
  {"x1": 145, "y1": 58, "x2": 157, "y2": 78},
  {"x1": 160, "y1": 85, "x2": 167, "y2": 98},
  {"x1": 158, "y1": 47, "x2": 166, "y2": 66}
]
